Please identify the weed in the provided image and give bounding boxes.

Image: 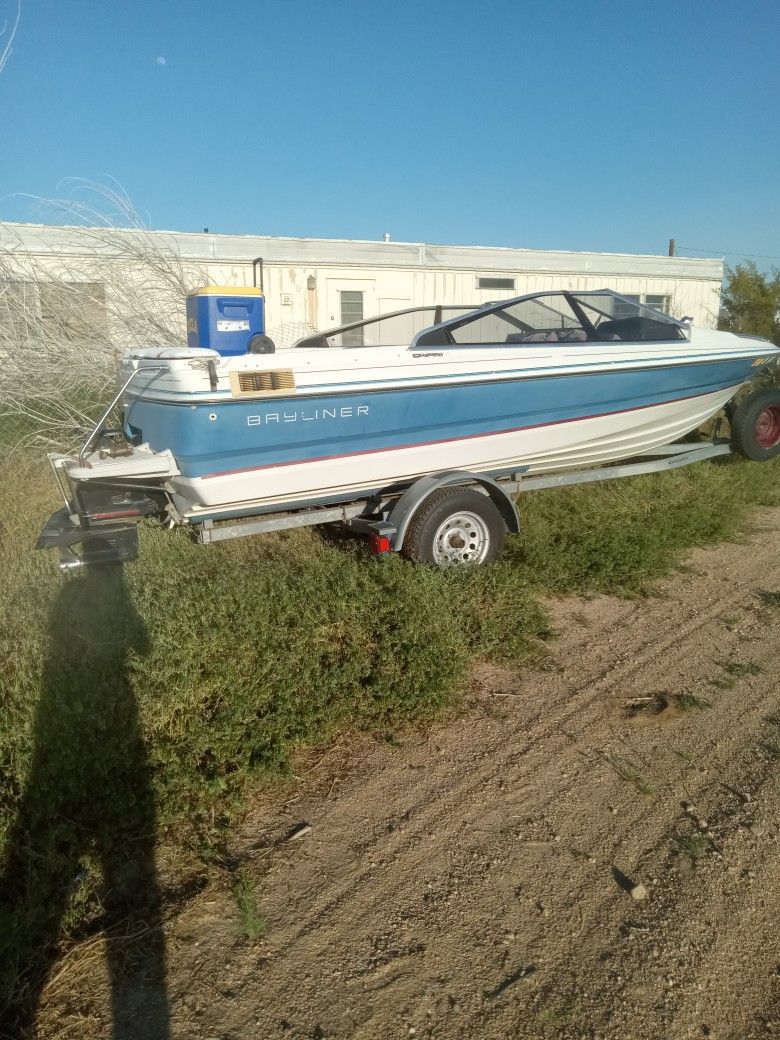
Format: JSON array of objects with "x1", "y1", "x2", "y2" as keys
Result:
[
  {"x1": 587, "y1": 749, "x2": 654, "y2": 796},
  {"x1": 675, "y1": 693, "x2": 712, "y2": 712},
  {"x1": 537, "y1": 1004, "x2": 573, "y2": 1026},
  {"x1": 712, "y1": 676, "x2": 737, "y2": 691},
  {"x1": 675, "y1": 834, "x2": 710, "y2": 861},
  {"x1": 764, "y1": 713, "x2": 780, "y2": 728},
  {"x1": 760, "y1": 741, "x2": 780, "y2": 762},
  {"x1": 720, "y1": 660, "x2": 762, "y2": 677},
  {"x1": 713, "y1": 658, "x2": 763, "y2": 690},
  {"x1": 232, "y1": 870, "x2": 266, "y2": 941},
  {"x1": 758, "y1": 590, "x2": 780, "y2": 609}
]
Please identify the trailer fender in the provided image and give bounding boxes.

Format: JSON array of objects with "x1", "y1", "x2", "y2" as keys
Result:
[{"x1": 386, "y1": 470, "x2": 520, "y2": 552}]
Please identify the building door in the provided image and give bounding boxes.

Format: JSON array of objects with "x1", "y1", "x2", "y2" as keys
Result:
[
  {"x1": 326, "y1": 279, "x2": 376, "y2": 346},
  {"x1": 340, "y1": 291, "x2": 364, "y2": 346}
]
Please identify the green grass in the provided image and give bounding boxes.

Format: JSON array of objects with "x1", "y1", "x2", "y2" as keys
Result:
[
  {"x1": 232, "y1": 870, "x2": 266, "y2": 941},
  {"x1": 0, "y1": 450, "x2": 779, "y2": 1020},
  {"x1": 508, "y1": 456, "x2": 780, "y2": 595}
]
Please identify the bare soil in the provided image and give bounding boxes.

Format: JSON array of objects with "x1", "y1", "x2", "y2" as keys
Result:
[{"x1": 37, "y1": 511, "x2": 780, "y2": 1040}]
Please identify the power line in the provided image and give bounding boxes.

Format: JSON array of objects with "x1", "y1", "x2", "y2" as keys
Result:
[{"x1": 678, "y1": 245, "x2": 780, "y2": 262}]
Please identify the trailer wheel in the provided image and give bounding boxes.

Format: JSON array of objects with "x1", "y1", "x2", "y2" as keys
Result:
[
  {"x1": 402, "y1": 487, "x2": 506, "y2": 566},
  {"x1": 730, "y1": 388, "x2": 780, "y2": 461}
]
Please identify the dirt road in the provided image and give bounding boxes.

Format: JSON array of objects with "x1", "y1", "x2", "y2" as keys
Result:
[{"x1": 39, "y1": 511, "x2": 780, "y2": 1040}]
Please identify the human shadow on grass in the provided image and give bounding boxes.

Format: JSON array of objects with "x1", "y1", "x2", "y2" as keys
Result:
[{"x1": 0, "y1": 567, "x2": 169, "y2": 1039}]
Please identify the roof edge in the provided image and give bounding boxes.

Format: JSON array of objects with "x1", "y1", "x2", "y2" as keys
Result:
[{"x1": 0, "y1": 220, "x2": 725, "y2": 268}]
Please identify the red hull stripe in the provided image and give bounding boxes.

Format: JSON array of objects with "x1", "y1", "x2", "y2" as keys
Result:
[{"x1": 201, "y1": 390, "x2": 710, "y2": 480}]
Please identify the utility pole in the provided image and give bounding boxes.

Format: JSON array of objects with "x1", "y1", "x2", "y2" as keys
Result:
[{"x1": 668, "y1": 238, "x2": 676, "y2": 257}]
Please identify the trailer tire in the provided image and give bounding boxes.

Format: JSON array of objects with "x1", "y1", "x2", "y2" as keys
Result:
[
  {"x1": 402, "y1": 487, "x2": 506, "y2": 566},
  {"x1": 729, "y1": 388, "x2": 780, "y2": 461}
]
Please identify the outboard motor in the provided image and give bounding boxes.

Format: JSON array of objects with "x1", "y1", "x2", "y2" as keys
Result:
[{"x1": 186, "y1": 285, "x2": 274, "y2": 355}]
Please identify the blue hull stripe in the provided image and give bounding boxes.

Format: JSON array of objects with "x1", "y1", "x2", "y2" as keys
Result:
[
  {"x1": 123, "y1": 357, "x2": 754, "y2": 480},
  {"x1": 203, "y1": 389, "x2": 706, "y2": 479}
]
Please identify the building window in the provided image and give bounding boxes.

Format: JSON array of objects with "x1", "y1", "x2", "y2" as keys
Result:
[
  {"x1": 643, "y1": 294, "x2": 670, "y2": 314},
  {"x1": 616, "y1": 293, "x2": 670, "y2": 318},
  {"x1": 477, "y1": 277, "x2": 515, "y2": 290},
  {"x1": 340, "y1": 290, "x2": 364, "y2": 346}
]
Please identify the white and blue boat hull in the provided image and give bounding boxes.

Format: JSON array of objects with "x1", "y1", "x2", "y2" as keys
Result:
[{"x1": 122, "y1": 354, "x2": 756, "y2": 518}]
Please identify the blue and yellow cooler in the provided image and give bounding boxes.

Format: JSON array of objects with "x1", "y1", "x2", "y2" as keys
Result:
[{"x1": 186, "y1": 286, "x2": 265, "y2": 356}]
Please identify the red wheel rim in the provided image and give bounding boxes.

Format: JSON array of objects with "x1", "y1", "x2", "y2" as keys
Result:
[{"x1": 755, "y1": 406, "x2": 780, "y2": 449}]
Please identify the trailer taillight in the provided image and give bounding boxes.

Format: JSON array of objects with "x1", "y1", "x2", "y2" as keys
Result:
[{"x1": 369, "y1": 533, "x2": 392, "y2": 555}]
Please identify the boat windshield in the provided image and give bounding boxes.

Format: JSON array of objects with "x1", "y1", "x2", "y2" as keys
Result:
[
  {"x1": 413, "y1": 290, "x2": 687, "y2": 346},
  {"x1": 292, "y1": 305, "x2": 482, "y2": 349},
  {"x1": 571, "y1": 292, "x2": 687, "y2": 342}
]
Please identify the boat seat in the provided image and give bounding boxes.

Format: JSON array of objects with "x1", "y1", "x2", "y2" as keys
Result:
[
  {"x1": 596, "y1": 317, "x2": 682, "y2": 342},
  {"x1": 506, "y1": 331, "x2": 556, "y2": 343},
  {"x1": 558, "y1": 329, "x2": 587, "y2": 342},
  {"x1": 506, "y1": 330, "x2": 583, "y2": 343}
]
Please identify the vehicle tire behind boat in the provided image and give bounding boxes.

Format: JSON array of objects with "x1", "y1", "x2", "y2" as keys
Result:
[
  {"x1": 248, "y1": 334, "x2": 276, "y2": 354},
  {"x1": 729, "y1": 388, "x2": 780, "y2": 461},
  {"x1": 402, "y1": 487, "x2": 506, "y2": 566}
]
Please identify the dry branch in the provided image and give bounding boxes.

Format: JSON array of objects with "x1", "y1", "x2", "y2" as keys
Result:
[
  {"x1": 0, "y1": 183, "x2": 210, "y2": 452},
  {"x1": 0, "y1": 0, "x2": 21, "y2": 74}
]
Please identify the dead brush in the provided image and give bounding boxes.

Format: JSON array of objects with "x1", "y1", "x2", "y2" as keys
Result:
[{"x1": 0, "y1": 180, "x2": 210, "y2": 453}]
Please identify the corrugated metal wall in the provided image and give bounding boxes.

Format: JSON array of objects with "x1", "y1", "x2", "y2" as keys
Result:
[
  {"x1": 247, "y1": 263, "x2": 723, "y2": 342},
  {"x1": 0, "y1": 223, "x2": 724, "y2": 346}
]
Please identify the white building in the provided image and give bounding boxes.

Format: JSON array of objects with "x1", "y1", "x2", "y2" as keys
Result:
[{"x1": 0, "y1": 221, "x2": 724, "y2": 348}]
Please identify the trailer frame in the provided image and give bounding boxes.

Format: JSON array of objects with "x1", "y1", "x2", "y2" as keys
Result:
[{"x1": 193, "y1": 438, "x2": 734, "y2": 555}]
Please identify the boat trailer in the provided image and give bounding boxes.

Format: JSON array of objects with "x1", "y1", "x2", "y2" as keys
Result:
[
  {"x1": 196, "y1": 440, "x2": 733, "y2": 556},
  {"x1": 38, "y1": 437, "x2": 735, "y2": 570}
]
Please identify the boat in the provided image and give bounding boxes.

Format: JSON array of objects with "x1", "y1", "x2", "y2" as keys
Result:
[{"x1": 38, "y1": 289, "x2": 780, "y2": 566}]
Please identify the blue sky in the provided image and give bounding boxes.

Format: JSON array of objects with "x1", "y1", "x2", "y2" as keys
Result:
[{"x1": 1, "y1": 0, "x2": 779, "y2": 264}]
